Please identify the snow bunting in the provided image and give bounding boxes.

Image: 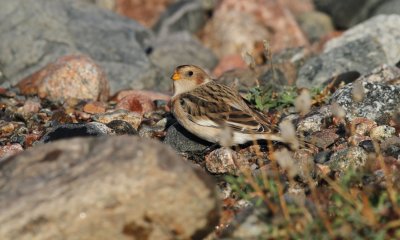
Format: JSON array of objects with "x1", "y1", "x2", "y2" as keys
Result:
[{"x1": 171, "y1": 65, "x2": 285, "y2": 146}]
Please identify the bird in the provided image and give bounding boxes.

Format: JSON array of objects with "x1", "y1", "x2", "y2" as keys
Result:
[{"x1": 170, "y1": 65, "x2": 286, "y2": 146}]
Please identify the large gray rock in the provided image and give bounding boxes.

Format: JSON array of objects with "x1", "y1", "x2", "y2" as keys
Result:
[
  {"x1": 153, "y1": 0, "x2": 214, "y2": 37},
  {"x1": 296, "y1": 36, "x2": 387, "y2": 88},
  {"x1": 330, "y1": 81, "x2": 400, "y2": 121},
  {"x1": 149, "y1": 31, "x2": 218, "y2": 79},
  {"x1": 324, "y1": 15, "x2": 400, "y2": 66},
  {"x1": 354, "y1": 64, "x2": 400, "y2": 84},
  {"x1": 313, "y1": 0, "x2": 383, "y2": 29},
  {"x1": 0, "y1": 0, "x2": 165, "y2": 93},
  {"x1": 0, "y1": 136, "x2": 219, "y2": 240},
  {"x1": 328, "y1": 65, "x2": 400, "y2": 122},
  {"x1": 373, "y1": 0, "x2": 400, "y2": 16},
  {"x1": 296, "y1": 11, "x2": 334, "y2": 43}
]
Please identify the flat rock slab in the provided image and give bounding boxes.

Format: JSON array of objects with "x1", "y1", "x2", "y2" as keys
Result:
[{"x1": 0, "y1": 136, "x2": 219, "y2": 240}]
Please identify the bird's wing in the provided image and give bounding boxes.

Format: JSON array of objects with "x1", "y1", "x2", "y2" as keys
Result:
[{"x1": 178, "y1": 83, "x2": 276, "y2": 134}]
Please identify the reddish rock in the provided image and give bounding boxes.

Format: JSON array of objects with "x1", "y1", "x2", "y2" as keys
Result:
[
  {"x1": 0, "y1": 87, "x2": 7, "y2": 95},
  {"x1": 316, "y1": 163, "x2": 331, "y2": 177},
  {"x1": 115, "y1": 0, "x2": 174, "y2": 27},
  {"x1": 18, "y1": 99, "x2": 41, "y2": 115},
  {"x1": 0, "y1": 144, "x2": 23, "y2": 161},
  {"x1": 201, "y1": 0, "x2": 309, "y2": 58},
  {"x1": 116, "y1": 96, "x2": 154, "y2": 115},
  {"x1": 112, "y1": 89, "x2": 170, "y2": 102},
  {"x1": 114, "y1": 90, "x2": 171, "y2": 115},
  {"x1": 280, "y1": 0, "x2": 314, "y2": 15},
  {"x1": 17, "y1": 55, "x2": 110, "y2": 102},
  {"x1": 212, "y1": 54, "x2": 247, "y2": 77},
  {"x1": 24, "y1": 133, "x2": 42, "y2": 147},
  {"x1": 351, "y1": 117, "x2": 377, "y2": 135},
  {"x1": 83, "y1": 101, "x2": 106, "y2": 114},
  {"x1": 312, "y1": 31, "x2": 343, "y2": 52}
]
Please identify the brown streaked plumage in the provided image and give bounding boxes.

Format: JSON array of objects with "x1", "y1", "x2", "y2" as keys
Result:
[{"x1": 171, "y1": 65, "x2": 284, "y2": 145}]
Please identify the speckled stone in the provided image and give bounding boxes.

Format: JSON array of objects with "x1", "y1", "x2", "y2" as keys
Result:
[
  {"x1": 330, "y1": 82, "x2": 400, "y2": 121},
  {"x1": 370, "y1": 125, "x2": 396, "y2": 142},
  {"x1": 325, "y1": 146, "x2": 368, "y2": 174}
]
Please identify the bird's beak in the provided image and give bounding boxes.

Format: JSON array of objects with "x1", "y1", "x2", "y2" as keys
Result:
[{"x1": 172, "y1": 71, "x2": 181, "y2": 81}]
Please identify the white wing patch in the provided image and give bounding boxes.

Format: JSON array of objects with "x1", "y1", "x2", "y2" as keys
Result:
[{"x1": 191, "y1": 118, "x2": 219, "y2": 127}]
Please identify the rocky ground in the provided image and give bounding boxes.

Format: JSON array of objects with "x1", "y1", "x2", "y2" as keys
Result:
[{"x1": 0, "y1": 0, "x2": 399, "y2": 239}]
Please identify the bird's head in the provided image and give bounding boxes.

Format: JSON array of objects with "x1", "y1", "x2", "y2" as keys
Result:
[{"x1": 171, "y1": 65, "x2": 212, "y2": 96}]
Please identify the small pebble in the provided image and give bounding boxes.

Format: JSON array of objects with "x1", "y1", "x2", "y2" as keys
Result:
[
  {"x1": 314, "y1": 150, "x2": 332, "y2": 164},
  {"x1": 326, "y1": 147, "x2": 368, "y2": 175},
  {"x1": 359, "y1": 140, "x2": 375, "y2": 153},
  {"x1": 106, "y1": 120, "x2": 137, "y2": 135},
  {"x1": 370, "y1": 125, "x2": 396, "y2": 142},
  {"x1": 83, "y1": 101, "x2": 106, "y2": 114},
  {"x1": 0, "y1": 143, "x2": 23, "y2": 161},
  {"x1": 205, "y1": 148, "x2": 248, "y2": 175},
  {"x1": 92, "y1": 109, "x2": 142, "y2": 130},
  {"x1": 351, "y1": 117, "x2": 377, "y2": 135},
  {"x1": 0, "y1": 122, "x2": 15, "y2": 136}
]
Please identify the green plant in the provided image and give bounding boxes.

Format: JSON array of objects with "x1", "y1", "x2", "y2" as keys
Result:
[{"x1": 246, "y1": 86, "x2": 325, "y2": 111}]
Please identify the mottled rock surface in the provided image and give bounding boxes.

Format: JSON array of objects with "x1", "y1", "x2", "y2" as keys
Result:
[
  {"x1": 0, "y1": 0, "x2": 162, "y2": 93},
  {"x1": 150, "y1": 31, "x2": 218, "y2": 79},
  {"x1": 205, "y1": 148, "x2": 248, "y2": 175},
  {"x1": 373, "y1": 0, "x2": 400, "y2": 16},
  {"x1": 330, "y1": 82, "x2": 400, "y2": 121},
  {"x1": 324, "y1": 15, "x2": 400, "y2": 65},
  {"x1": 202, "y1": 0, "x2": 308, "y2": 58},
  {"x1": 17, "y1": 55, "x2": 110, "y2": 101},
  {"x1": 314, "y1": 0, "x2": 383, "y2": 29},
  {"x1": 297, "y1": 36, "x2": 387, "y2": 88},
  {"x1": 326, "y1": 146, "x2": 368, "y2": 174},
  {"x1": 92, "y1": 109, "x2": 142, "y2": 130},
  {"x1": 0, "y1": 144, "x2": 23, "y2": 162},
  {"x1": 370, "y1": 125, "x2": 396, "y2": 142},
  {"x1": 0, "y1": 136, "x2": 219, "y2": 240}
]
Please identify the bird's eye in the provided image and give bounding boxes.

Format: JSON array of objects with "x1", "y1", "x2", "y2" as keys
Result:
[{"x1": 187, "y1": 71, "x2": 193, "y2": 77}]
